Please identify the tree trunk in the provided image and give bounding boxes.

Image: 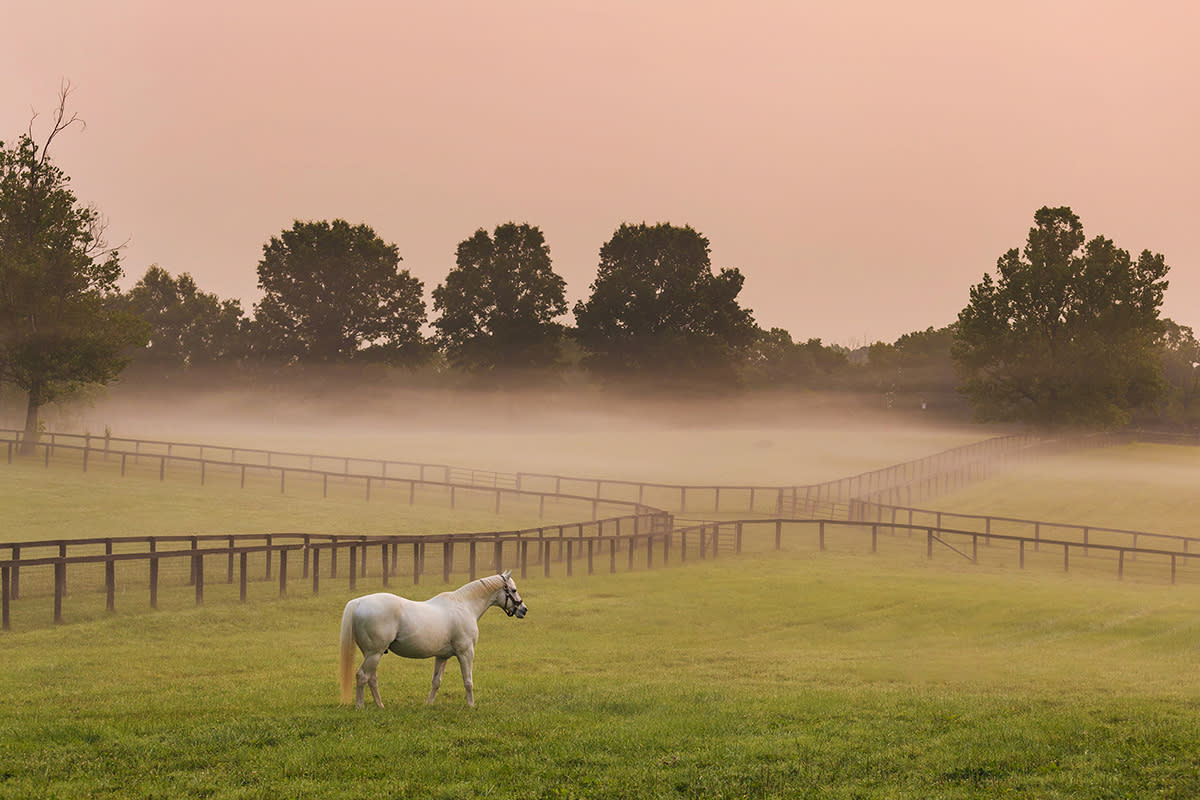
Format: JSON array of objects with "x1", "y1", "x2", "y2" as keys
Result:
[{"x1": 20, "y1": 379, "x2": 42, "y2": 456}]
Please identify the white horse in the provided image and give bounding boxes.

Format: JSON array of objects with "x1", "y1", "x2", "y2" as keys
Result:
[{"x1": 339, "y1": 570, "x2": 527, "y2": 708}]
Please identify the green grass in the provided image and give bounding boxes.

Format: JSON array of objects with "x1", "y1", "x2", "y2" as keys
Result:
[
  {"x1": 3, "y1": 552, "x2": 1200, "y2": 799},
  {"x1": 928, "y1": 442, "x2": 1200, "y2": 536},
  {"x1": 6, "y1": 429, "x2": 1200, "y2": 797},
  {"x1": 0, "y1": 453, "x2": 573, "y2": 543}
]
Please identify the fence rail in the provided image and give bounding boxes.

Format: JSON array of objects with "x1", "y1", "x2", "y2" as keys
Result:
[
  {"x1": 0, "y1": 431, "x2": 660, "y2": 522},
  {"x1": 0, "y1": 510, "x2": 672, "y2": 629},
  {"x1": 3, "y1": 425, "x2": 1195, "y2": 632}
]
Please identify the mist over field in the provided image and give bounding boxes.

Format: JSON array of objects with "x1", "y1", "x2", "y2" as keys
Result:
[{"x1": 19, "y1": 380, "x2": 995, "y2": 487}]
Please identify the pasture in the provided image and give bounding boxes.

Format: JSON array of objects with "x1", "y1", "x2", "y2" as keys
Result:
[
  {"x1": 924, "y1": 442, "x2": 1200, "y2": 537},
  {"x1": 4, "y1": 417, "x2": 1200, "y2": 798},
  {"x1": 2, "y1": 553, "x2": 1199, "y2": 799}
]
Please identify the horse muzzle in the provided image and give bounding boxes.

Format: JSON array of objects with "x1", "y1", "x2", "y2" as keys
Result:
[{"x1": 515, "y1": 604, "x2": 527, "y2": 619}]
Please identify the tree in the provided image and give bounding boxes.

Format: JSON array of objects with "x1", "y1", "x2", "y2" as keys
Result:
[
  {"x1": 573, "y1": 223, "x2": 757, "y2": 379},
  {"x1": 952, "y1": 206, "x2": 1169, "y2": 428},
  {"x1": 113, "y1": 265, "x2": 247, "y2": 371},
  {"x1": 432, "y1": 223, "x2": 567, "y2": 371},
  {"x1": 252, "y1": 219, "x2": 426, "y2": 364},
  {"x1": 0, "y1": 88, "x2": 149, "y2": 452},
  {"x1": 1151, "y1": 319, "x2": 1200, "y2": 428}
]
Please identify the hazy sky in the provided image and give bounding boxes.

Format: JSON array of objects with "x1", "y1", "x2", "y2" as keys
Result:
[{"x1": 3, "y1": 1, "x2": 1197, "y2": 346}]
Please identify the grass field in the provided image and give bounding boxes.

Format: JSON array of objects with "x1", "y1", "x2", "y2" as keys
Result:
[
  {"x1": 926, "y1": 442, "x2": 1200, "y2": 536},
  {"x1": 2, "y1": 551, "x2": 1199, "y2": 799},
  {"x1": 5, "y1": 424, "x2": 1200, "y2": 798}
]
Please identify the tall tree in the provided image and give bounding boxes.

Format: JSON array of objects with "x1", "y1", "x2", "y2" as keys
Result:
[
  {"x1": 252, "y1": 219, "x2": 426, "y2": 364},
  {"x1": 432, "y1": 223, "x2": 567, "y2": 371},
  {"x1": 113, "y1": 265, "x2": 247, "y2": 370},
  {"x1": 953, "y1": 206, "x2": 1169, "y2": 428},
  {"x1": 573, "y1": 223, "x2": 757, "y2": 378},
  {"x1": 0, "y1": 88, "x2": 148, "y2": 451},
  {"x1": 1153, "y1": 319, "x2": 1200, "y2": 427}
]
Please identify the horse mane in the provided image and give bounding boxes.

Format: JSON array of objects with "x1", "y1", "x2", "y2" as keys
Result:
[{"x1": 454, "y1": 574, "x2": 506, "y2": 601}]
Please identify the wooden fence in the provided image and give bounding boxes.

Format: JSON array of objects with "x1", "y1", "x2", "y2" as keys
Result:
[
  {"x1": 672, "y1": 517, "x2": 1200, "y2": 585},
  {"x1": 0, "y1": 430, "x2": 658, "y2": 522},
  {"x1": 3, "y1": 425, "x2": 1194, "y2": 632},
  {"x1": 512, "y1": 434, "x2": 1050, "y2": 516},
  {"x1": 1, "y1": 510, "x2": 671, "y2": 630}
]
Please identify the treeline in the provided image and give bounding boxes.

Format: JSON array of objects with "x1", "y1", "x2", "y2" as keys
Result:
[
  {"x1": 4, "y1": 92, "x2": 1199, "y2": 442},
  {"x1": 107, "y1": 210, "x2": 1200, "y2": 431},
  {"x1": 107, "y1": 219, "x2": 878, "y2": 387}
]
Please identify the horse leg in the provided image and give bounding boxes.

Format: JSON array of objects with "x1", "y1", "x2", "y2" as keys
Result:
[
  {"x1": 426, "y1": 657, "x2": 449, "y2": 704},
  {"x1": 356, "y1": 652, "x2": 385, "y2": 709},
  {"x1": 456, "y1": 647, "x2": 476, "y2": 707}
]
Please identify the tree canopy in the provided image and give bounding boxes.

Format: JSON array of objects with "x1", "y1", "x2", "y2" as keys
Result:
[
  {"x1": 432, "y1": 223, "x2": 566, "y2": 371},
  {"x1": 573, "y1": 223, "x2": 757, "y2": 379},
  {"x1": 0, "y1": 94, "x2": 148, "y2": 449},
  {"x1": 112, "y1": 265, "x2": 247, "y2": 372},
  {"x1": 953, "y1": 206, "x2": 1169, "y2": 428},
  {"x1": 252, "y1": 219, "x2": 426, "y2": 364}
]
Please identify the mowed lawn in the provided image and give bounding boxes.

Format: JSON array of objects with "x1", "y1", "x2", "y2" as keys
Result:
[{"x1": 2, "y1": 552, "x2": 1199, "y2": 799}]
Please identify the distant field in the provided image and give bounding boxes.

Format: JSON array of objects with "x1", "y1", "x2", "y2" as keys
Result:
[
  {"x1": 32, "y1": 386, "x2": 993, "y2": 486},
  {"x1": 2, "y1": 551, "x2": 1199, "y2": 799},
  {"x1": 925, "y1": 442, "x2": 1200, "y2": 537},
  {"x1": 0, "y1": 454, "x2": 567, "y2": 544}
]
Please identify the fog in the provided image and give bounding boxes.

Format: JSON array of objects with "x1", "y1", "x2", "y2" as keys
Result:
[{"x1": 19, "y1": 380, "x2": 991, "y2": 487}]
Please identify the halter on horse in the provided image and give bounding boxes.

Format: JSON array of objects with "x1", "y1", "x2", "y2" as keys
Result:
[{"x1": 338, "y1": 570, "x2": 528, "y2": 708}]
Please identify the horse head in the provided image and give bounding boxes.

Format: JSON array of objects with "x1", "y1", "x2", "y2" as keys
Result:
[{"x1": 498, "y1": 569, "x2": 527, "y2": 618}]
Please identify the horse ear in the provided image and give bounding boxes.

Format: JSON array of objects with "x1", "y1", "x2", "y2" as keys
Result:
[{"x1": 501, "y1": 569, "x2": 512, "y2": 580}]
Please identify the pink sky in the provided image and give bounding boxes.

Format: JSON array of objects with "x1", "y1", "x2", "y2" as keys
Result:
[{"x1": 3, "y1": 1, "x2": 1197, "y2": 346}]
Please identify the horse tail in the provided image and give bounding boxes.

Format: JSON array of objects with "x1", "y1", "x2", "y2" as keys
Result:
[{"x1": 339, "y1": 598, "x2": 359, "y2": 705}]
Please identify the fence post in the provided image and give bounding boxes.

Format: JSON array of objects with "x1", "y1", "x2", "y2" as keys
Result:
[
  {"x1": 2, "y1": 565, "x2": 10, "y2": 631},
  {"x1": 312, "y1": 548, "x2": 321, "y2": 596},
  {"x1": 469, "y1": 541, "x2": 477, "y2": 582},
  {"x1": 150, "y1": 545, "x2": 159, "y2": 610},
  {"x1": 775, "y1": 520, "x2": 782, "y2": 550},
  {"x1": 54, "y1": 559, "x2": 65, "y2": 624},
  {"x1": 240, "y1": 551, "x2": 248, "y2": 602},
  {"x1": 194, "y1": 552, "x2": 204, "y2": 606},
  {"x1": 566, "y1": 540, "x2": 573, "y2": 577},
  {"x1": 105, "y1": 547, "x2": 115, "y2": 613},
  {"x1": 349, "y1": 545, "x2": 358, "y2": 591},
  {"x1": 926, "y1": 529, "x2": 933, "y2": 559},
  {"x1": 381, "y1": 543, "x2": 390, "y2": 587},
  {"x1": 1118, "y1": 550, "x2": 1125, "y2": 580},
  {"x1": 413, "y1": 543, "x2": 421, "y2": 585},
  {"x1": 443, "y1": 541, "x2": 453, "y2": 584},
  {"x1": 279, "y1": 550, "x2": 288, "y2": 598},
  {"x1": 819, "y1": 521, "x2": 826, "y2": 552}
]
